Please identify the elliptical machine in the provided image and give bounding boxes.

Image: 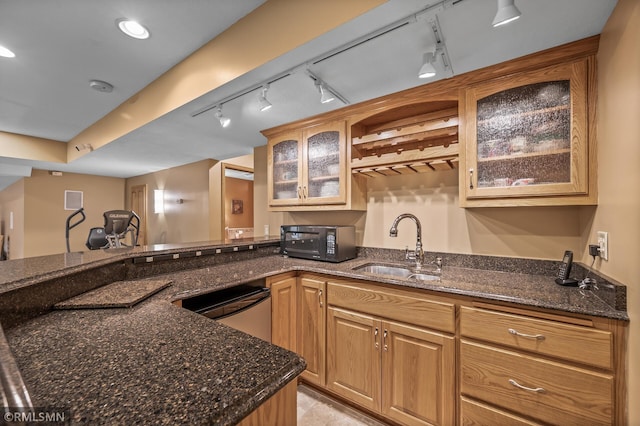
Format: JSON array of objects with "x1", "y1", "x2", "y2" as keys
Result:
[{"x1": 66, "y1": 208, "x2": 140, "y2": 252}]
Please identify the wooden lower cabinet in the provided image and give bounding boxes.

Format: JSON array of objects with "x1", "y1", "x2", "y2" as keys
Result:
[
  {"x1": 269, "y1": 274, "x2": 297, "y2": 352},
  {"x1": 327, "y1": 306, "x2": 455, "y2": 426},
  {"x1": 460, "y1": 396, "x2": 542, "y2": 426},
  {"x1": 238, "y1": 380, "x2": 298, "y2": 426},
  {"x1": 326, "y1": 307, "x2": 381, "y2": 412},
  {"x1": 272, "y1": 273, "x2": 626, "y2": 426},
  {"x1": 460, "y1": 305, "x2": 620, "y2": 426},
  {"x1": 297, "y1": 275, "x2": 326, "y2": 386},
  {"x1": 382, "y1": 320, "x2": 455, "y2": 426}
]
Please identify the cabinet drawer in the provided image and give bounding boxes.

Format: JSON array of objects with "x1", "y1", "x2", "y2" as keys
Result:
[
  {"x1": 461, "y1": 340, "x2": 613, "y2": 426},
  {"x1": 327, "y1": 281, "x2": 455, "y2": 333},
  {"x1": 461, "y1": 396, "x2": 542, "y2": 426},
  {"x1": 460, "y1": 306, "x2": 612, "y2": 369}
]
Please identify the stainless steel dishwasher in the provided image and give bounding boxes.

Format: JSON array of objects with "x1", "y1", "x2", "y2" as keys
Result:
[{"x1": 181, "y1": 282, "x2": 271, "y2": 343}]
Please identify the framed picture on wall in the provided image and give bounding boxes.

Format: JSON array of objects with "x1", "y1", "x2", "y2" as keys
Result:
[{"x1": 232, "y1": 199, "x2": 243, "y2": 214}]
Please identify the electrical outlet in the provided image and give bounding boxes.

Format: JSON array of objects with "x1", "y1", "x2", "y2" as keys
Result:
[{"x1": 597, "y1": 231, "x2": 608, "y2": 260}]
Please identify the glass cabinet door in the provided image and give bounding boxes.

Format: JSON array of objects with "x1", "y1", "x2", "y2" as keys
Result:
[
  {"x1": 303, "y1": 122, "x2": 346, "y2": 205},
  {"x1": 464, "y1": 61, "x2": 588, "y2": 201},
  {"x1": 270, "y1": 133, "x2": 302, "y2": 204}
]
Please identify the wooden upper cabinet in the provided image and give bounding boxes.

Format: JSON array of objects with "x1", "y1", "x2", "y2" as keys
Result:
[
  {"x1": 303, "y1": 121, "x2": 347, "y2": 205},
  {"x1": 461, "y1": 58, "x2": 596, "y2": 207},
  {"x1": 266, "y1": 121, "x2": 365, "y2": 211},
  {"x1": 268, "y1": 130, "x2": 303, "y2": 207},
  {"x1": 262, "y1": 36, "x2": 600, "y2": 208}
]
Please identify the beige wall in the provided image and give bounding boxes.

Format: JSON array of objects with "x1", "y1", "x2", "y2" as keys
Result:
[
  {"x1": 13, "y1": 170, "x2": 125, "y2": 257},
  {"x1": 591, "y1": 0, "x2": 640, "y2": 422},
  {"x1": 261, "y1": 168, "x2": 588, "y2": 260},
  {"x1": 254, "y1": 145, "x2": 285, "y2": 237},
  {"x1": 0, "y1": 179, "x2": 25, "y2": 259},
  {"x1": 126, "y1": 159, "x2": 215, "y2": 245}
]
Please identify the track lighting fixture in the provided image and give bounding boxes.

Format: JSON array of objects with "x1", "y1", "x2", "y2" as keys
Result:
[
  {"x1": 418, "y1": 46, "x2": 437, "y2": 79},
  {"x1": 318, "y1": 81, "x2": 335, "y2": 104},
  {"x1": 215, "y1": 106, "x2": 230, "y2": 128},
  {"x1": 258, "y1": 85, "x2": 272, "y2": 112},
  {"x1": 313, "y1": 79, "x2": 335, "y2": 104},
  {"x1": 492, "y1": 0, "x2": 521, "y2": 27},
  {"x1": 306, "y1": 71, "x2": 349, "y2": 105}
]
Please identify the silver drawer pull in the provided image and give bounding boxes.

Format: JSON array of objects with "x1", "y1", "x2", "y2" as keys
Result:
[
  {"x1": 508, "y1": 328, "x2": 545, "y2": 340},
  {"x1": 509, "y1": 379, "x2": 545, "y2": 393}
]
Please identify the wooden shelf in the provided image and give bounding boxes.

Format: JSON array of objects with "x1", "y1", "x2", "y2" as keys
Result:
[
  {"x1": 309, "y1": 175, "x2": 339, "y2": 182},
  {"x1": 273, "y1": 159, "x2": 298, "y2": 166},
  {"x1": 350, "y1": 103, "x2": 460, "y2": 178},
  {"x1": 353, "y1": 156, "x2": 458, "y2": 178},
  {"x1": 274, "y1": 179, "x2": 298, "y2": 185},
  {"x1": 477, "y1": 148, "x2": 570, "y2": 163},
  {"x1": 478, "y1": 104, "x2": 569, "y2": 126},
  {"x1": 352, "y1": 112, "x2": 458, "y2": 156}
]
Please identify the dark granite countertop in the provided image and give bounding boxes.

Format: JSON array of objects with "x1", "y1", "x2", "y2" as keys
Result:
[
  {"x1": 0, "y1": 239, "x2": 629, "y2": 425},
  {"x1": 6, "y1": 298, "x2": 305, "y2": 425},
  {"x1": 152, "y1": 254, "x2": 628, "y2": 321}
]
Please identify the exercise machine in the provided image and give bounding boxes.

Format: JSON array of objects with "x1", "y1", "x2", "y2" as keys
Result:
[{"x1": 66, "y1": 208, "x2": 140, "y2": 252}]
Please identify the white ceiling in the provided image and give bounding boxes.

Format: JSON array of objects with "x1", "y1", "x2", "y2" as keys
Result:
[{"x1": 0, "y1": 0, "x2": 617, "y2": 190}]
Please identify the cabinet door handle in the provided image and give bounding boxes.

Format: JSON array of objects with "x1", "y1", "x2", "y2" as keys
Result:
[
  {"x1": 469, "y1": 168, "x2": 474, "y2": 190},
  {"x1": 509, "y1": 379, "x2": 545, "y2": 393},
  {"x1": 297, "y1": 186, "x2": 302, "y2": 199},
  {"x1": 383, "y1": 329, "x2": 388, "y2": 351},
  {"x1": 318, "y1": 289, "x2": 323, "y2": 307},
  {"x1": 374, "y1": 327, "x2": 379, "y2": 350},
  {"x1": 303, "y1": 185, "x2": 307, "y2": 198},
  {"x1": 508, "y1": 328, "x2": 545, "y2": 340}
]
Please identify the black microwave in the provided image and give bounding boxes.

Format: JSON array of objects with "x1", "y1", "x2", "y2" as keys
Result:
[{"x1": 280, "y1": 225, "x2": 356, "y2": 263}]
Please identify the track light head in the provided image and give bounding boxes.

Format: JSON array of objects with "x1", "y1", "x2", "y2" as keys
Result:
[
  {"x1": 493, "y1": 0, "x2": 521, "y2": 27},
  {"x1": 258, "y1": 85, "x2": 272, "y2": 112},
  {"x1": 215, "y1": 106, "x2": 230, "y2": 128},
  {"x1": 317, "y1": 81, "x2": 335, "y2": 104},
  {"x1": 418, "y1": 51, "x2": 437, "y2": 79}
]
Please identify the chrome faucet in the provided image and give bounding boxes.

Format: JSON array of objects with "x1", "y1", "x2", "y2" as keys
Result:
[{"x1": 389, "y1": 213, "x2": 424, "y2": 270}]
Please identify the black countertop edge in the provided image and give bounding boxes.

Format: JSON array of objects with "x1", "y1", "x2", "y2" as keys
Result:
[{"x1": 0, "y1": 238, "x2": 282, "y2": 293}]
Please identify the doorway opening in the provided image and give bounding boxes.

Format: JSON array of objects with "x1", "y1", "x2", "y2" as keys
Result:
[{"x1": 222, "y1": 164, "x2": 254, "y2": 240}]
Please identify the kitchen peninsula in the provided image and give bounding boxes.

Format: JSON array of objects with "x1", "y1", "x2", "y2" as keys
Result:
[{"x1": 0, "y1": 238, "x2": 628, "y2": 425}]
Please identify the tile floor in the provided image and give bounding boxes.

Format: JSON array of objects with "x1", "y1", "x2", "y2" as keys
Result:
[{"x1": 297, "y1": 385, "x2": 389, "y2": 426}]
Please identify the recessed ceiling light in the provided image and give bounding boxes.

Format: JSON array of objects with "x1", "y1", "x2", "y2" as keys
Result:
[
  {"x1": 0, "y1": 45, "x2": 16, "y2": 58},
  {"x1": 117, "y1": 19, "x2": 150, "y2": 39}
]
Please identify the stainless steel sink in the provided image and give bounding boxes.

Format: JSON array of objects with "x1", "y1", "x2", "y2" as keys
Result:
[{"x1": 353, "y1": 263, "x2": 441, "y2": 282}]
